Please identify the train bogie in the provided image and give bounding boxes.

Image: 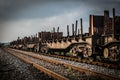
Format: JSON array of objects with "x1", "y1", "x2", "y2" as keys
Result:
[{"x1": 103, "y1": 41, "x2": 120, "y2": 62}]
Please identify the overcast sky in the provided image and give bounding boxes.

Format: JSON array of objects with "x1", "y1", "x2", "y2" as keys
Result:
[{"x1": 0, "y1": 0, "x2": 120, "y2": 43}]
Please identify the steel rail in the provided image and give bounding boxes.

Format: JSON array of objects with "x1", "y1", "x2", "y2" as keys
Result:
[
  {"x1": 6, "y1": 48, "x2": 119, "y2": 80},
  {"x1": 6, "y1": 48, "x2": 68, "y2": 80}
]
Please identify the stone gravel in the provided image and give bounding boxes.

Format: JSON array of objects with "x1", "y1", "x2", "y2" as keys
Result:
[
  {"x1": 11, "y1": 49, "x2": 104, "y2": 80},
  {"x1": 42, "y1": 55, "x2": 120, "y2": 78},
  {"x1": 8, "y1": 48, "x2": 120, "y2": 80},
  {"x1": 16, "y1": 49, "x2": 120, "y2": 79},
  {"x1": 0, "y1": 48, "x2": 54, "y2": 80},
  {"x1": 18, "y1": 53, "x2": 90, "y2": 80}
]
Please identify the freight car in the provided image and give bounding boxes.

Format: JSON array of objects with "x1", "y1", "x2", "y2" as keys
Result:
[
  {"x1": 10, "y1": 8, "x2": 120, "y2": 62},
  {"x1": 89, "y1": 8, "x2": 120, "y2": 61}
]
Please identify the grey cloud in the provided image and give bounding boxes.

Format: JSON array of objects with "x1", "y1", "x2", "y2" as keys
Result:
[
  {"x1": 0, "y1": 0, "x2": 60, "y2": 20},
  {"x1": 0, "y1": 0, "x2": 120, "y2": 21}
]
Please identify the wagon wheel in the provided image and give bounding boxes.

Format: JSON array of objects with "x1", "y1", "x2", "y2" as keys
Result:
[
  {"x1": 103, "y1": 48, "x2": 109, "y2": 58},
  {"x1": 104, "y1": 47, "x2": 120, "y2": 61},
  {"x1": 77, "y1": 45, "x2": 83, "y2": 52},
  {"x1": 77, "y1": 45, "x2": 92, "y2": 58},
  {"x1": 34, "y1": 45, "x2": 39, "y2": 52},
  {"x1": 69, "y1": 46, "x2": 78, "y2": 56},
  {"x1": 83, "y1": 48, "x2": 89, "y2": 58},
  {"x1": 41, "y1": 46, "x2": 48, "y2": 53},
  {"x1": 109, "y1": 46, "x2": 120, "y2": 61},
  {"x1": 34, "y1": 46, "x2": 37, "y2": 52},
  {"x1": 110, "y1": 51, "x2": 118, "y2": 61},
  {"x1": 88, "y1": 48, "x2": 92, "y2": 56}
]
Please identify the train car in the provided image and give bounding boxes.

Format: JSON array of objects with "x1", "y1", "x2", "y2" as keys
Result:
[
  {"x1": 38, "y1": 20, "x2": 92, "y2": 59},
  {"x1": 10, "y1": 8, "x2": 120, "y2": 62},
  {"x1": 89, "y1": 8, "x2": 120, "y2": 62}
]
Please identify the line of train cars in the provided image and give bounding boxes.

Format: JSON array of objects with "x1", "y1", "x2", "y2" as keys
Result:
[{"x1": 10, "y1": 8, "x2": 120, "y2": 62}]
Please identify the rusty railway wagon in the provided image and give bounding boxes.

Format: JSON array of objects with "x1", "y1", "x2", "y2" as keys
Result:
[{"x1": 10, "y1": 8, "x2": 120, "y2": 62}]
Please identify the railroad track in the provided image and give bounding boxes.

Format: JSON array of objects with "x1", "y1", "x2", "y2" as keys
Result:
[
  {"x1": 43, "y1": 54, "x2": 119, "y2": 69},
  {"x1": 5, "y1": 48, "x2": 68, "y2": 80},
  {"x1": 5, "y1": 48, "x2": 120, "y2": 80}
]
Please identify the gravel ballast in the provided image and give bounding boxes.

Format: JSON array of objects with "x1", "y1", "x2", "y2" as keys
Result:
[{"x1": 0, "y1": 48, "x2": 54, "y2": 80}]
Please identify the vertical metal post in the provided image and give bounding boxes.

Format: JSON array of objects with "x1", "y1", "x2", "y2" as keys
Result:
[
  {"x1": 57, "y1": 27, "x2": 59, "y2": 39},
  {"x1": 67, "y1": 25, "x2": 69, "y2": 37},
  {"x1": 104, "y1": 10, "x2": 109, "y2": 35},
  {"x1": 75, "y1": 20, "x2": 78, "y2": 36},
  {"x1": 112, "y1": 8, "x2": 115, "y2": 40},
  {"x1": 53, "y1": 27, "x2": 55, "y2": 39},
  {"x1": 72, "y1": 24, "x2": 74, "y2": 36},
  {"x1": 80, "y1": 18, "x2": 83, "y2": 35},
  {"x1": 90, "y1": 15, "x2": 94, "y2": 35},
  {"x1": 78, "y1": 29, "x2": 80, "y2": 35}
]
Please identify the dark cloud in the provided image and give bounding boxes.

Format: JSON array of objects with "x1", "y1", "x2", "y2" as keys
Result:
[
  {"x1": 87, "y1": 0, "x2": 120, "y2": 14},
  {"x1": 0, "y1": 0, "x2": 60, "y2": 20},
  {"x1": 0, "y1": 0, "x2": 120, "y2": 21}
]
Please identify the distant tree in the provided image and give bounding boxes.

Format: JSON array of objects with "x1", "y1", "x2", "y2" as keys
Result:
[{"x1": 0, "y1": 43, "x2": 4, "y2": 47}]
